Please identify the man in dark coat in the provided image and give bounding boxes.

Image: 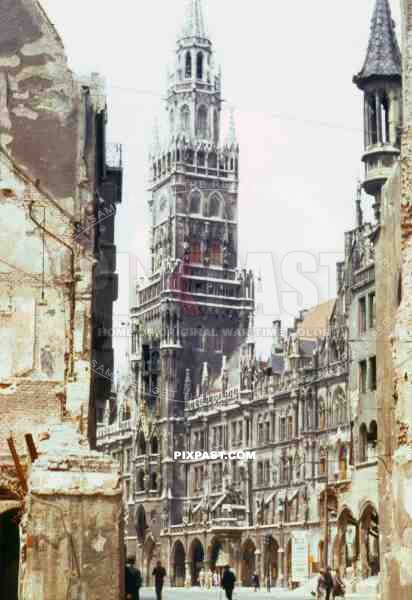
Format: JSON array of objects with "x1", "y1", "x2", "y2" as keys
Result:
[
  {"x1": 125, "y1": 556, "x2": 142, "y2": 600},
  {"x1": 221, "y1": 565, "x2": 236, "y2": 600},
  {"x1": 325, "y1": 567, "x2": 334, "y2": 600},
  {"x1": 152, "y1": 561, "x2": 167, "y2": 600}
]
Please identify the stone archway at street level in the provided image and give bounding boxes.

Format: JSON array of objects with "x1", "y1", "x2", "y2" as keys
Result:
[
  {"x1": 263, "y1": 535, "x2": 279, "y2": 586},
  {"x1": 0, "y1": 507, "x2": 21, "y2": 600},
  {"x1": 240, "y1": 538, "x2": 256, "y2": 587},
  {"x1": 359, "y1": 502, "x2": 380, "y2": 579},
  {"x1": 335, "y1": 507, "x2": 359, "y2": 576},
  {"x1": 189, "y1": 538, "x2": 205, "y2": 586},
  {"x1": 142, "y1": 534, "x2": 157, "y2": 585},
  {"x1": 171, "y1": 539, "x2": 186, "y2": 587}
]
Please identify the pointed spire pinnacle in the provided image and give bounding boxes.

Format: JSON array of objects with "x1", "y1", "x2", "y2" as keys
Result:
[
  {"x1": 226, "y1": 107, "x2": 238, "y2": 147},
  {"x1": 356, "y1": 181, "x2": 363, "y2": 229},
  {"x1": 180, "y1": 0, "x2": 208, "y2": 40},
  {"x1": 151, "y1": 118, "x2": 161, "y2": 157},
  {"x1": 354, "y1": 0, "x2": 401, "y2": 86}
]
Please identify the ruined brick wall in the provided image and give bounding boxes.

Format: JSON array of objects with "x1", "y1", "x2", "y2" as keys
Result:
[{"x1": 0, "y1": 381, "x2": 62, "y2": 456}]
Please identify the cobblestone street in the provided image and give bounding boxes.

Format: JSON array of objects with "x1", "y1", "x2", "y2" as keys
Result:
[{"x1": 139, "y1": 588, "x2": 377, "y2": 600}]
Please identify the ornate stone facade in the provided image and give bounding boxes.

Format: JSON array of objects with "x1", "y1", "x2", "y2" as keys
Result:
[{"x1": 97, "y1": 0, "x2": 381, "y2": 590}]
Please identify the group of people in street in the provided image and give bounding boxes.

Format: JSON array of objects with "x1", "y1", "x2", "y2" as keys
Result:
[
  {"x1": 125, "y1": 558, "x2": 344, "y2": 600},
  {"x1": 315, "y1": 567, "x2": 346, "y2": 599},
  {"x1": 125, "y1": 557, "x2": 166, "y2": 600}
]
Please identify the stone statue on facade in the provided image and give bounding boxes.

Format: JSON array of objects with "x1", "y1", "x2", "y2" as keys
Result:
[{"x1": 255, "y1": 497, "x2": 264, "y2": 525}]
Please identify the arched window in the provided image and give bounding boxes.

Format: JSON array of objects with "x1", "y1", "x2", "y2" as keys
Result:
[
  {"x1": 151, "y1": 436, "x2": 159, "y2": 454},
  {"x1": 181, "y1": 105, "x2": 190, "y2": 133},
  {"x1": 185, "y1": 52, "x2": 192, "y2": 78},
  {"x1": 197, "y1": 105, "x2": 208, "y2": 138},
  {"x1": 189, "y1": 189, "x2": 202, "y2": 213},
  {"x1": 257, "y1": 416, "x2": 263, "y2": 443},
  {"x1": 359, "y1": 423, "x2": 368, "y2": 462},
  {"x1": 208, "y1": 193, "x2": 221, "y2": 218},
  {"x1": 208, "y1": 151, "x2": 217, "y2": 169},
  {"x1": 151, "y1": 472, "x2": 158, "y2": 490},
  {"x1": 368, "y1": 421, "x2": 378, "y2": 458},
  {"x1": 138, "y1": 470, "x2": 145, "y2": 491},
  {"x1": 138, "y1": 431, "x2": 146, "y2": 456},
  {"x1": 197, "y1": 150, "x2": 205, "y2": 167},
  {"x1": 196, "y1": 52, "x2": 204, "y2": 80}
]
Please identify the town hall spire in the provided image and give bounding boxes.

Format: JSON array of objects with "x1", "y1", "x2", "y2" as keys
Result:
[{"x1": 180, "y1": 0, "x2": 208, "y2": 41}]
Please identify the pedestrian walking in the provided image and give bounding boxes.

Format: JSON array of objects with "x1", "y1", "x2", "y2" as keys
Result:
[
  {"x1": 315, "y1": 570, "x2": 327, "y2": 599},
  {"x1": 213, "y1": 571, "x2": 220, "y2": 587},
  {"x1": 221, "y1": 564, "x2": 236, "y2": 600},
  {"x1": 325, "y1": 567, "x2": 334, "y2": 600},
  {"x1": 251, "y1": 572, "x2": 260, "y2": 591},
  {"x1": 125, "y1": 556, "x2": 142, "y2": 600},
  {"x1": 152, "y1": 561, "x2": 167, "y2": 600},
  {"x1": 333, "y1": 569, "x2": 346, "y2": 598}
]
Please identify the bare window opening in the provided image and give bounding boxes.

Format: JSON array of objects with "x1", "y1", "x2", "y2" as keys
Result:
[
  {"x1": 359, "y1": 297, "x2": 367, "y2": 335},
  {"x1": 359, "y1": 360, "x2": 367, "y2": 393},
  {"x1": 151, "y1": 472, "x2": 158, "y2": 490},
  {"x1": 359, "y1": 423, "x2": 368, "y2": 462},
  {"x1": 382, "y1": 93, "x2": 390, "y2": 143},
  {"x1": 185, "y1": 52, "x2": 192, "y2": 78},
  {"x1": 369, "y1": 292, "x2": 376, "y2": 328},
  {"x1": 196, "y1": 106, "x2": 208, "y2": 138},
  {"x1": 208, "y1": 193, "x2": 221, "y2": 218},
  {"x1": 196, "y1": 52, "x2": 204, "y2": 80},
  {"x1": 189, "y1": 190, "x2": 202, "y2": 213},
  {"x1": 151, "y1": 436, "x2": 159, "y2": 454},
  {"x1": 181, "y1": 105, "x2": 190, "y2": 133},
  {"x1": 138, "y1": 470, "x2": 145, "y2": 491},
  {"x1": 369, "y1": 356, "x2": 377, "y2": 391},
  {"x1": 367, "y1": 95, "x2": 378, "y2": 145}
]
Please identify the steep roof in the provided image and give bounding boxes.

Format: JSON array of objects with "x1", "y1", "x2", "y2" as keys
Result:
[
  {"x1": 354, "y1": 0, "x2": 401, "y2": 85},
  {"x1": 296, "y1": 300, "x2": 335, "y2": 341}
]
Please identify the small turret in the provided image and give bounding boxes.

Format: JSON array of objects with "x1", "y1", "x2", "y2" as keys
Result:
[{"x1": 354, "y1": 0, "x2": 402, "y2": 218}]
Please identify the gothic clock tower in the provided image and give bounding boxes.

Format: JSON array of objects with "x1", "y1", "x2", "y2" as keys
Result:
[{"x1": 131, "y1": 0, "x2": 254, "y2": 536}]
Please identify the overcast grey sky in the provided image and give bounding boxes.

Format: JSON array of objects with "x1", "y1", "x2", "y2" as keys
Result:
[{"x1": 40, "y1": 0, "x2": 401, "y2": 361}]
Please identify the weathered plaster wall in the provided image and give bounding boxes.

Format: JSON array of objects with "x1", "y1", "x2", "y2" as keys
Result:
[
  {"x1": 0, "y1": 0, "x2": 83, "y2": 206},
  {"x1": 20, "y1": 427, "x2": 123, "y2": 600}
]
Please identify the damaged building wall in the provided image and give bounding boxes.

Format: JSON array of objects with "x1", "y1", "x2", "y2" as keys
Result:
[
  {"x1": 0, "y1": 1, "x2": 124, "y2": 598},
  {"x1": 21, "y1": 427, "x2": 123, "y2": 600},
  {"x1": 376, "y1": 1, "x2": 412, "y2": 598}
]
